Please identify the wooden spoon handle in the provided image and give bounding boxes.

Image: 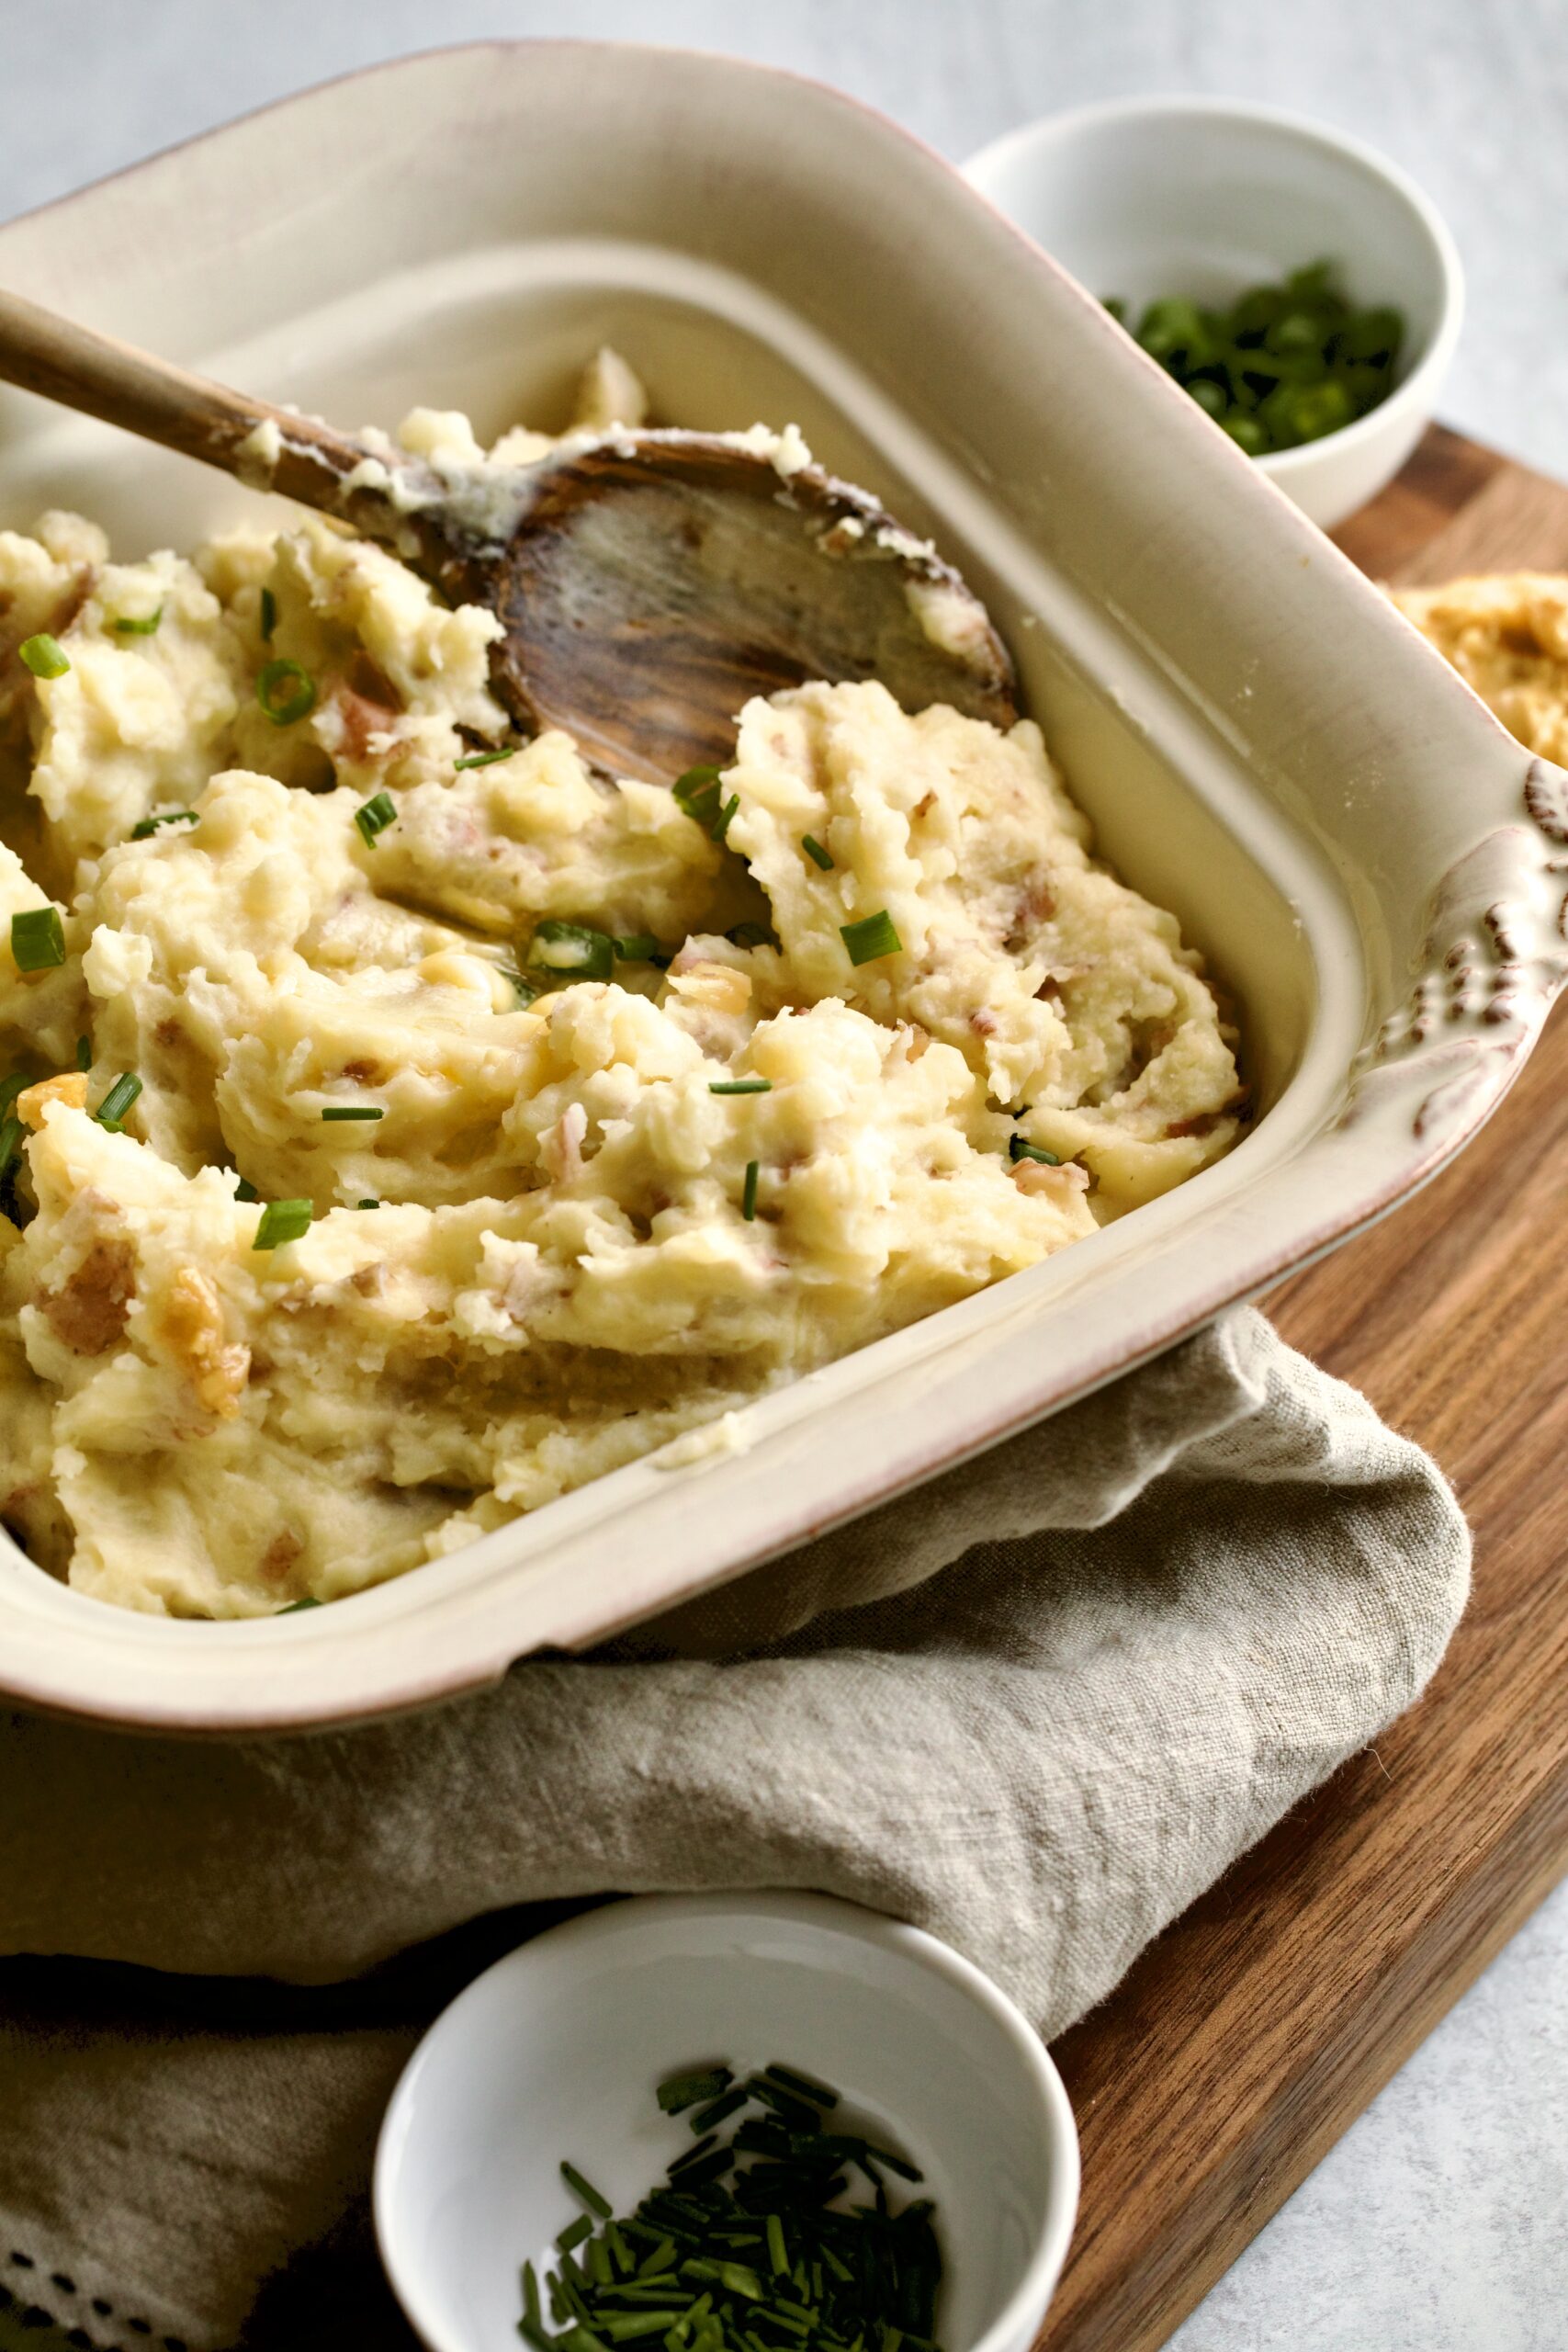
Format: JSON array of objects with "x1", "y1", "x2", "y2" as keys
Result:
[{"x1": 0, "y1": 285, "x2": 372, "y2": 519}]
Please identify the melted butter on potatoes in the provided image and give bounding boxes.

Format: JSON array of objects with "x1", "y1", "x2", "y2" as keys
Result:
[{"x1": 0, "y1": 355, "x2": 1247, "y2": 1617}]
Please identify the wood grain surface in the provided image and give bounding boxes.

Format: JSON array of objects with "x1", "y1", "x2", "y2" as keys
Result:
[{"x1": 1039, "y1": 422, "x2": 1568, "y2": 2352}]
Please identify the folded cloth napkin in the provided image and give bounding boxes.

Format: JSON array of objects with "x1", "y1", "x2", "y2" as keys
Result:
[{"x1": 0, "y1": 1307, "x2": 1469, "y2": 2352}]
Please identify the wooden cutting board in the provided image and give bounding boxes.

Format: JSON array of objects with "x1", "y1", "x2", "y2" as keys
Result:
[{"x1": 1041, "y1": 421, "x2": 1568, "y2": 2352}]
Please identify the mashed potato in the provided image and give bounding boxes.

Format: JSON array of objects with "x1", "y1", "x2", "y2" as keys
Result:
[
  {"x1": 1393, "y1": 572, "x2": 1568, "y2": 764},
  {"x1": 0, "y1": 356, "x2": 1245, "y2": 1615}
]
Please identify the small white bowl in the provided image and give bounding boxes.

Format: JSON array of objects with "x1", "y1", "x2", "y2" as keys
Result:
[
  {"x1": 964, "y1": 95, "x2": 1464, "y2": 528},
  {"x1": 374, "y1": 1893, "x2": 1079, "y2": 2352}
]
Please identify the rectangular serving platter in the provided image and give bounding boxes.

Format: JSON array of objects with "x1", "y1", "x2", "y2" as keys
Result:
[{"x1": 0, "y1": 41, "x2": 1560, "y2": 1731}]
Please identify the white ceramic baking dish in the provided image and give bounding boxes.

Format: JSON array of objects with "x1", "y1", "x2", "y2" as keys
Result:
[{"x1": 0, "y1": 42, "x2": 1562, "y2": 1734}]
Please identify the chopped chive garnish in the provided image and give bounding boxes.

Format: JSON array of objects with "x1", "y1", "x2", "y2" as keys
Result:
[
  {"x1": 659, "y1": 2068, "x2": 734, "y2": 2116},
  {"x1": 111, "y1": 605, "x2": 163, "y2": 636},
  {"x1": 321, "y1": 1103, "x2": 384, "y2": 1122},
  {"x1": 840, "y1": 911, "x2": 902, "y2": 967},
  {"x1": 130, "y1": 808, "x2": 199, "y2": 840},
  {"x1": 524, "y1": 2064, "x2": 939, "y2": 2352},
  {"x1": 256, "y1": 655, "x2": 317, "y2": 726},
  {"x1": 355, "y1": 789, "x2": 397, "y2": 848},
  {"x1": 234, "y1": 1175, "x2": 260, "y2": 1204},
  {"x1": 708, "y1": 1079, "x2": 771, "y2": 1097},
  {"x1": 726, "y1": 922, "x2": 772, "y2": 950},
  {"x1": 0, "y1": 1074, "x2": 24, "y2": 1120},
  {"x1": 1009, "y1": 1137, "x2": 1061, "y2": 1167},
  {"x1": 714, "y1": 794, "x2": 739, "y2": 842},
  {"x1": 562, "y1": 2163, "x2": 615, "y2": 2220},
  {"x1": 93, "y1": 1072, "x2": 141, "y2": 1131},
  {"x1": 0, "y1": 1115, "x2": 24, "y2": 1181},
  {"x1": 252, "y1": 1198, "x2": 313, "y2": 1251},
  {"x1": 531, "y1": 921, "x2": 615, "y2": 982},
  {"x1": 672, "y1": 765, "x2": 723, "y2": 829},
  {"x1": 614, "y1": 935, "x2": 663, "y2": 963},
  {"x1": 259, "y1": 585, "x2": 277, "y2": 641},
  {"x1": 74, "y1": 1035, "x2": 91, "y2": 1072},
  {"x1": 355, "y1": 1198, "x2": 379, "y2": 1210},
  {"x1": 10, "y1": 906, "x2": 65, "y2": 971},
  {"x1": 455, "y1": 745, "x2": 519, "y2": 770},
  {"x1": 762, "y1": 2066, "x2": 839, "y2": 2110},
  {"x1": 801, "y1": 835, "x2": 834, "y2": 872},
  {"x1": 277, "y1": 1596, "x2": 322, "y2": 1613},
  {"x1": 741, "y1": 1161, "x2": 760, "y2": 1222},
  {"x1": 19, "y1": 633, "x2": 68, "y2": 679}
]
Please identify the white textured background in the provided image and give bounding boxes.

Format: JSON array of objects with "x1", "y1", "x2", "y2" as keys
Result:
[{"x1": 3, "y1": 6, "x2": 1567, "y2": 2348}]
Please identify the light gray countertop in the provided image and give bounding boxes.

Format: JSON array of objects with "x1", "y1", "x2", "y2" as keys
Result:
[{"x1": 5, "y1": 5, "x2": 1567, "y2": 2346}]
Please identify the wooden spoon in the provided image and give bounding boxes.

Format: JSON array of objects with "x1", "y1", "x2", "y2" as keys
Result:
[{"x1": 0, "y1": 289, "x2": 1016, "y2": 782}]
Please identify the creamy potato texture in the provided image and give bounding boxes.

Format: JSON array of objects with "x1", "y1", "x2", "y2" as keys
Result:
[
  {"x1": 1393, "y1": 572, "x2": 1568, "y2": 763},
  {"x1": 0, "y1": 358, "x2": 1245, "y2": 1616}
]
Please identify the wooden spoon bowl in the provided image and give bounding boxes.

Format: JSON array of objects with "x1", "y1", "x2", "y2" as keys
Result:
[{"x1": 0, "y1": 288, "x2": 1017, "y2": 782}]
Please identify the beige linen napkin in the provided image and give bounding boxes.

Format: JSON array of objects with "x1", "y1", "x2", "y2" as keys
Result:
[{"x1": 0, "y1": 1307, "x2": 1468, "y2": 2352}]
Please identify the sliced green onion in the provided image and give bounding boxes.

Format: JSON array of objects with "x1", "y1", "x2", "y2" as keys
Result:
[
  {"x1": 74, "y1": 1035, "x2": 91, "y2": 1072},
  {"x1": 130, "y1": 808, "x2": 199, "y2": 841},
  {"x1": 691, "y1": 2087, "x2": 748, "y2": 2134},
  {"x1": 708, "y1": 1079, "x2": 771, "y2": 1096},
  {"x1": 764, "y1": 2219, "x2": 788, "y2": 2279},
  {"x1": 234, "y1": 1175, "x2": 260, "y2": 1204},
  {"x1": 672, "y1": 764, "x2": 723, "y2": 828},
  {"x1": 762, "y1": 2065, "x2": 839, "y2": 2109},
  {"x1": 680, "y1": 2263, "x2": 761, "y2": 2303},
  {"x1": 256, "y1": 656, "x2": 316, "y2": 726},
  {"x1": 455, "y1": 745, "x2": 519, "y2": 770},
  {"x1": 321, "y1": 1104, "x2": 384, "y2": 1122},
  {"x1": 93, "y1": 1072, "x2": 141, "y2": 1131},
  {"x1": 658, "y1": 2068, "x2": 734, "y2": 2116},
  {"x1": 614, "y1": 934, "x2": 663, "y2": 963},
  {"x1": 252, "y1": 1198, "x2": 313, "y2": 1250},
  {"x1": 19, "y1": 633, "x2": 68, "y2": 679},
  {"x1": 0, "y1": 1074, "x2": 25, "y2": 1120},
  {"x1": 801, "y1": 835, "x2": 833, "y2": 872},
  {"x1": 1009, "y1": 1136, "x2": 1061, "y2": 1167},
  {"x1": 741, "y1": 1160, "x2": 760, "y2": 1222},
  {"x1": 111, "y1": 605, "x2": 163, "y2": 636},
  {"x1": 562, "y1": 2163, "x2": 615, "y2": 2220},
  {"x1": 277, "y1": 1597, "x2": 321, "y2": 1614},
  {"x1": 672, "y1": 766, "x2": 739, "y2": 845},
  {"x1": 260, "y1": 585, "x2": 277, "y2": 641},
  {"x1": 840, "y1": 911, "x2": 901, "y2": 967},
  {"x1": 355, "y1": 1198, "x2": 379, "y2": 1210},
  {"x1": 669, "y1": 2135, "x2": 718, "y2": 2178},
  {"x1": 525, "y1": 2261, "x2": 544, "y2": 2329},
  {"x1": 558, "y1": 2217, "x2": 594, "y2": 2256},
  {"x1": 530, "y1": 921, "x2": 615, "y2": 982},
  {"x1": 355, "y1": 789, "x2": 398, "y2": 848},
  {"x1": 0, "y1": 1115, "x2": 24, "y2": 1181},
  {"x1": 10, "y1": 906, "x2": 64, "y2": 971}
]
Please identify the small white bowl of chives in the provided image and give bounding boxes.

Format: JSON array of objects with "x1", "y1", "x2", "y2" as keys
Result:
[
  {"x1": 374, "y1": 1893, "x2": 1078, "y2": 2352},
  {"x1": 964, "y1": 96, "x2": 1463, "y2": 529}
]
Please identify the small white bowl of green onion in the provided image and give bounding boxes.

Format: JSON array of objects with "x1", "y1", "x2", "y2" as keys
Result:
[
  {"x1": 964, "y1": 95, "x2": 1463, "y2": 529},
  {"x1": 374, "y1": 1893, "x2": 1078, "y2": 2352}
]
